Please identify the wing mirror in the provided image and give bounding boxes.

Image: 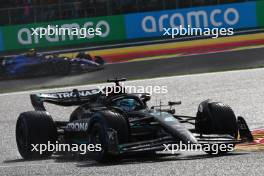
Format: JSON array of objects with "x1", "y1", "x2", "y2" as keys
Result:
[
  {"x1": 141, "y1": 94, "x2": 151, "y2": 104},
  {"x1": 168, "y1": 101, "x2": 181, "y2": 106}
]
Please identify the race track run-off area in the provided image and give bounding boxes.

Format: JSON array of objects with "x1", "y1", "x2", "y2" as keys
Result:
[{"x1": 1, "y1": 68, "x2": 264, "y2": 175}]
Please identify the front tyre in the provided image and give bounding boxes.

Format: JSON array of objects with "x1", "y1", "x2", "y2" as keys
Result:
[
  {"x1": 16, "y1": 111, "x2": 57, "y2": 159},
  {"x1": 196, "y1": 100, "x2": 238, "y2": 155},
  {"x1": 94, "y1": 56, "x2": 105, "y2": 65}
]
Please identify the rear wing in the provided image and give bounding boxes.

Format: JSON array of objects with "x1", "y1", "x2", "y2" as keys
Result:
[{"x1": 30, "y1": 88, "x2": 100, "y2": 111}]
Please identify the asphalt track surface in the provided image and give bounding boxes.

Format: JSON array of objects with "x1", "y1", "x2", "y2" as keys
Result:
[
  {"x1": 1, "y1": 46, "x2": 264, "y2": 92},
  {"x1": 1, "y1": 68, "x2": 264, "y2": 175}
]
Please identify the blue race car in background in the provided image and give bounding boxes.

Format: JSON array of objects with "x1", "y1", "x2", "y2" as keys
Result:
[{"x1": 0, "y1": 50, "x2": 105, "y2": 79}]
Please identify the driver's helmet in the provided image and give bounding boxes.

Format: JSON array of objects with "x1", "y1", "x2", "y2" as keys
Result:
[
  {"x1": 77, "y1": 52, "x2": 92, "y2": 60},
  {"x1": 76, "y1": 52, "x2": 86, "y2": 59},
  {"x1": 27, "y1": 48, "x2": 37, "y2": 57},
  {"x1": 117, "y1": 98, "x2": 137, "y2": 112}
]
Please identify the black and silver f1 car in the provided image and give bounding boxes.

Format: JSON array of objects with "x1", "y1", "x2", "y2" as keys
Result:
[{"x1": 16, "y1": 78, "x2": 253, "y2": 162}]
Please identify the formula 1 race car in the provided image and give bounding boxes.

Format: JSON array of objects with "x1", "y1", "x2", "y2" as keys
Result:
[
  {"x1": 0, "y1": 51, "x2": 105, "y2": 79},
  {"x1": 16, "y1": 78, "x2": 253, "y2": 163}
]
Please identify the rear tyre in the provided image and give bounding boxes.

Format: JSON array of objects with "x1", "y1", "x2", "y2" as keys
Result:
[
  {"x1": 16, "y1": 111, "x2": 57, "y2": 159},
  {"x1": 89, "y1": 111, "x2": 128, "y2": 163},
  {"x1": 90, "y1": 123, "x2": 120, "y2": 162},
  {"x1": 53, "y1": 61, "x2": 71, "y2": 75}
]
